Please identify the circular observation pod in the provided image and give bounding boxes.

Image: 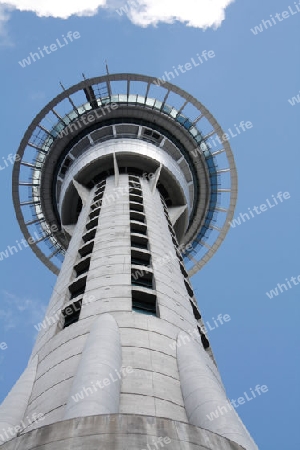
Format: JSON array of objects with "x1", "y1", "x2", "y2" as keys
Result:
[{"x1": 12, "y1": 73, "x2": 237, "y2": 276}]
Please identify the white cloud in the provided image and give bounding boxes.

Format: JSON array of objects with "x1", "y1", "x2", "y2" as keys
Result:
[
  {"x1": 0, "y1": 0, "x2": 107, "y2": 19},
  {"x1": 0, "y1": 5, "x2": 14, "y2": 46},
  {"x1": 0, "y1": 0, "x2": 235, "y2": 30},
  {"x1": 120, "y1": 0, "x2": 235, "y2": 29}
]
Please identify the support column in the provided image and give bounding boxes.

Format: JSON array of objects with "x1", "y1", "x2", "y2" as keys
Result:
[{"x1": 64, "y1": 313, "x2": 122, "y2": 419}]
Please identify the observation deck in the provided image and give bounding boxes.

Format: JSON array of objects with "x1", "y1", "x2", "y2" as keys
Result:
[{"x1": 12, "y1": 73, "x2": 237, "y2": 275}]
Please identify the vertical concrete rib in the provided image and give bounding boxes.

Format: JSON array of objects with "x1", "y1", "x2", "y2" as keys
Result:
[
  {"x1": 177, "y1": 332, "x2": 258, "y2": 450},
  {"x1": 64, "y1": 313, "x2": 122, "y2": 419},
  {"x1": 0, "y1": 356, "x2": 38, "y2": 444}
]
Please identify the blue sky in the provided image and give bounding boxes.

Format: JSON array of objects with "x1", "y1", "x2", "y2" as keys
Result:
[{"x1": 0, "y1": 0, "x2": 299, "y2": 448}]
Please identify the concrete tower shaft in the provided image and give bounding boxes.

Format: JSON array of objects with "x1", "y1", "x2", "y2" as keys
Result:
[
  {"x1": 1, "y1": 73, "x2": 258, "y2": 450},
  {"x1": 23, "y1": 173, "x2": 208, "y2": 425}
]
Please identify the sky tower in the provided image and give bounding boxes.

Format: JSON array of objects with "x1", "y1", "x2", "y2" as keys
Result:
[{"x1": 1, "y1": 73, "x2": 258, "y2": 449}]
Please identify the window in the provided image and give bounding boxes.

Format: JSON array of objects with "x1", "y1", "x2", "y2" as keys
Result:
[
  {"x1": 128, "y1": 177, "x2": 141, "y2": 189},
  {"x1": 60, "y1": 157, "x2": 72, "y2": 176},
  {"x1": 130, "y1": 223, "x2": 147, "y2": 235},
  {"x1": 129, "y1": 187, "x2": 142, "y2": 196},
  {"x1": 94, "y1": 193, "x2": 103, "y2": 203},
  {"x1": 184, "y1": 279, "x2": 194, "y2": 298},
  {"x1": 86, "y1": 216, "x2": 99, "y2": 230},
  {"x1": 179, "y1": 260, "x2": 189, "y2": 278},
  {"x1": 130, "y1": 220, "x2": 147, "y2": 232},
  {"x1": 62, "y1": 300, "x2": 82, "y2": 328},
  {"x1": 167, "y1": 217, "x2": 174, "y2": 228},
  {"x1": 131, "y1": 268, "x2": 153, "y2": 289},
  {"x1": 160, "y1": 196, "x2": 168, "y2": 209},
  {"x1": 176, "y1": 248, "x2": 184, "y2": 263},
  {"x1": 128, "y1": 175, "x2": 140, "y2": 182},
  {"x1": 69, "y1": 276, "x2": 87, "y2": 299},
  {"x1": 171, "y1": 235, "x2": 178, "y2": 248},
  {"x1": 131, "y1": 248, "x2": 151, "y2": 266},
  {"x1": 131, "y1": 242, "x2": 148, "y2": 250},
  {"x1": 69, "y1": 285, "x2": 85, "y2": 300},
  {"x1": 132, "y1": 277, "x2": 153, "y2": 289},
  {"x1": 129, "y1": 194, "x2": 143, "y2": 204},
  {"x1": 130, "y1": 210, "x2": 145, "y2": 223},
  {"x1": 76, "y1": 265, "x2": 89, "y2": 278},
  {"x1": 131, "y1": 234, "x2": 148, "y2": 250},
  {"x1": 132, "y1": 258, "x2": 149, "y2": 266},
  {"x1": 132, "y1": 289, "x2": 157, "y2": 316},
  {"x1": 190, "y1": 300, "x2": 201, "y2": 320},
  {"x1": 142, "y1": 128, "x2": 161, "y2": 141},
  {"x1": 79, "y1": 240, "x2": 94, "y2": 257},
  {"x1": 198, "y1": 328, "x2": 210, "y2": 349},
  {"x1": 130, "y1": 202, "x2": 144, "y2": 213},
  {"x1": 91, "y1": 200, "x2": 101, "y2": 210},
  {"x1": 89, "y1": 207, "x2": 101, "y2": 220},
  {"x1": 75, "y1": 257, "x2": 91, "y2": 278},
  {"x1": 95, "y1": 186, "x2": 105, "y2": 196},
  {"x1": 82, "y1": 228, "x2": 96, "y2": 243},
  {"x1": 168, "y1": 223, "x2": 177, "y2": 237}
]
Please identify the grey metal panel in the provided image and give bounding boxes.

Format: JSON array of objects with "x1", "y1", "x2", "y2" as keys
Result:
[
  {"x1": 90, "y1": 126, "x2": 114, "y2": 141},
  {"x1": 71, "y1": 136, "x2": 90, "y2": 158}
]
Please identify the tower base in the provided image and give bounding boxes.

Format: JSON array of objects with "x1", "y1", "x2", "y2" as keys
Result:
[{"x1": 0, "y1": 414, "x2": 247, "y2": 449}]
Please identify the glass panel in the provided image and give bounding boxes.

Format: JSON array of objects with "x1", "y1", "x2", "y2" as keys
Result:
[
  {"x1": 128, "y1": 94, "x2": 137, "y2": 103},
  {"x1": 118, "y1": 94, "x2": 127, "y2": 102},
  {"x1": 184, "y1": 119, "x2": 193, "y2": 130},
  {"x1": 137, "y1": 95, "x2": 145, "y2": 104},
  {"x1": 131, "y1": 258, "x2": 149, "y2": 266},
  {"x1": 133, "y1": 306, "x2": 156, "y2": 316},
  {"x1": 77, "y1": 105, "x2": 86, "y2": 115},
  {"x1": 83, "y1": 101, "x2": 92, "y2": 111},
  {"x1": 132, "y1": 279, "x2": 153, "y2": 289},
  {"x1": 154, "y1": 99, "x2": 162, "y2": 110},
  {"x1": 100, "y1": 97, "x2": 111, "y2": 105},
  {"x1": 170, "y1": 108, "x2": 178, "y2": 118},
  {"x1": 60, "y1": 115, "x2": 71, "y2": 125},
  {"x1": 176, "y1": 114, "x2": 187, "y2": 125},
  {"x1": 189, "y1": 126, "x2": 198, "y2": 137},
  {"x1": 52, "y1": 121, "x2": 66, "y2": 134},
  {"x1": 145, "y1": 98, "x2": 155, "y2": 107},
  {"x1": 67, "y1": 110, "x2": 78, "y2": 121},
  {"x1": 111, "y1": 95, "x2": 119, "y2": 103},
  {"x1": 162, "y1": 104, "x2": 172, "y2": 114}
]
